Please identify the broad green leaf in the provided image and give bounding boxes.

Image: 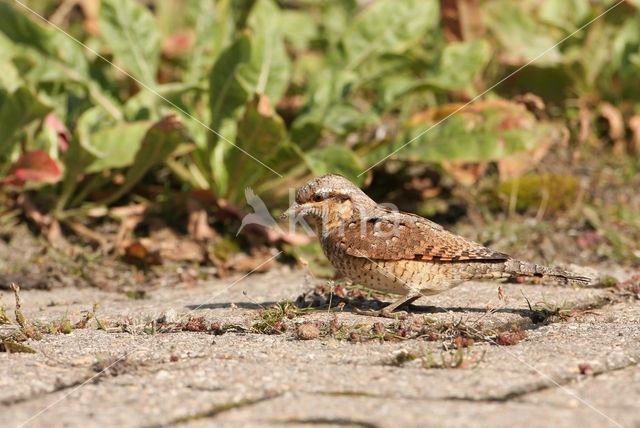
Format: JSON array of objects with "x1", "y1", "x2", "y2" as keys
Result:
[
  {"x1": 281, "y1": 10, "x2": 318, "y2": 51},
  {"x1": 0, "y1": 3, "x2": 55, "y2": 56},
  {"x1": 319, "y1": 0, "x2": 358, "y2": 48},
  {"x1": 290, "y1": 68, "x2": 358, "y2": 147},
  {"x1": 482, "y1": 1, "x2": 562, "y2": 65},
  {"x1": 99, "y1": 0, "x2": 161, "y2": 87},
  {"x1": 425, "y1": 40, "x2": 492, "y2": 91},
  {"x1": 304, "y1": 145, "x2": 364, "y2": 186},
  {"x1": 208, "y1": 34, "x2": 251, "y2": 138},
  {"x1": 340, "y1": 0, "x2": 439, "y2": 69},
  {"x1": 100, "y1": 115, "x2": 189, "y2": 205},
  {"x1": 124, "y1": 82, "x2": 204, "y2": 120},
  {"x1": 369, "y1": 103, "x2": 555, "y2": 164},
  {"x1": 236, "y1": 0, "x2": 291, "y2": 104},
  {"x1": 0, "y1": 59, "x2": 20, "y2": 91},
  {"x1": 83, "y1": 122, "x2": 150, "y2": 173},
  {"x1": 538, "y1": 0, "x2": 590, "y2": 32},
  {"x1": 0, "y1": 86, "x2": 52, "y2": 156},
  {"x1": 186, "y1": 0, "x2": 234, "y2": 83},
  {"x1": 322, "y1": 104, "x2": 378, "y2": 134},
  {"x1": 225, "y1": 95, "x2": 286, "y2": 201}
]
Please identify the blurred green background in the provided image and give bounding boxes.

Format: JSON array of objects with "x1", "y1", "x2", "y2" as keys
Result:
[{"x1": 0, "y1": 0, "x2": 639, "y2": 272}]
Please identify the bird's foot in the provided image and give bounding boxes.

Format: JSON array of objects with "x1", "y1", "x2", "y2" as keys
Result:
[{"x1": 353, "y1": 307, "x2": 409, "y2": 320}]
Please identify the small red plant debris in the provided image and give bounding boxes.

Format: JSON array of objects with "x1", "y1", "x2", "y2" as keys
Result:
[
  {"x1": 495, "y1": 329, "x2": 528, "y2": 346},
  {"x1": 578, "y1": 363, "x2": 593, "y2": 375},
  {"x1": 453, "y1": 336, "x2": 475, "y2": 348},
  {"x1": 272, "y1": 321, "x2": 287, "y2": 334},
  {"x1": 372, "y1": 322, "x2": 385, "y2": 336},
  {"x1": 183, "y1": 316, "x2": 207, "y2": 332},
  {"x1": 210, "y1": 321, "x2": 224, "y2": 335},
  {"x1": 169, "y1": 355, "x2": 179, "y2": 363}
]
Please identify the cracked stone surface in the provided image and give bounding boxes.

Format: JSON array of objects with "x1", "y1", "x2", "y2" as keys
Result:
[{"x1": 1, "y1": 267, "x2": 639, "y2": 428}]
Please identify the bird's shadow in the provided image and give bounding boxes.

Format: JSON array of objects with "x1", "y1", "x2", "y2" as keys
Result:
[{"x1": 185, "y1": 299, "x2": 534, "y2": 318}]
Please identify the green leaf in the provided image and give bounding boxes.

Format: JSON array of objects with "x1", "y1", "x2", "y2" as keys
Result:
[
  {"x1": 425, "y1": 40, "x2": 492, "y2": 91},
  {"x1": 124, "y1": 82, "x2": 204, "y2": 120},
  {"x1": 304, "y1": 145, "x2": 364, "y2": 187},
  {"x1": 0, "y1": 60, "x2": 20, "y2": 92},
  {"x1": 100, "y1": 115, "x2": 188, "y2": 205},
  {"x1": 82, "y1": 121, "x2": 150, "y2": 173},
  {"x1": 0, "y1": 3, "x2": 55, "y2": 56},
  {"x1": 208, "y1": 34, "x2": 252, "y2": 138},
  {"x1": 0, "y1": 86, "x2": 52, "y2": 156},
  {"x1": 236, "y1": 0, "x2": 291, "y2": 104},
  {"x1": 322, "y1": 104, "x2": 378, "y2": 134},
  {"x1": 290, "y1": 68, "x2": 359, "y2": 147},
  {"x1": 281, "y1": 10, "x2": 318, "y2": 51},
  {"x1": 186, "y1": 0, "x2": 234, "y2": 83},
  {"x1": 483, "y1": 1, "x2": 562, "y2": 65},
  {"x1": 538, "y1": 0, "x2": 591, "y2": 32},
  {"x1": 225, "y1": 95, "x2": 285, "y2": 201},
  {"x1": 99, "y1": 0, "x2": 161, "y2": 87},
  {"x1": 369, "y1": 103, "x2": 555, "y2": 164},
  {"x1": 341, "y1": 0, "x2": 439, "y2": 69}
]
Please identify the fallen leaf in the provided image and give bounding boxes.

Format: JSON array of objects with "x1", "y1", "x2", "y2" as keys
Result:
[
  {"x1": 123, "y1": 241, "x2": 162, "y2": 266},
  {"x1": 17, "y1": 194, "x2": 67, "y2": 249},
  {"x1": 599, "y1": 102, "x2": 625, "y2": 141},
  {"x1": 142, "y1": 227, "x2": 204, "y2": 262},
  {"x1": 223, "y1": 251, "x2": 277, "y2": 273},
  {"x1": 187, "y1": 198, "x2": 218, "y2": 242},
  {"x1": 65, "y1": 221, "x2": 110, "y2": 249},
  {"x1": 578, "y1": 105, "x2": 593, "y2": 145},
  {"x1": 441, "y1": 161, "x2": 488, "y2": 186},
  {"x1": 628, "y1": 115, "x2": 640, "y2": 153}
]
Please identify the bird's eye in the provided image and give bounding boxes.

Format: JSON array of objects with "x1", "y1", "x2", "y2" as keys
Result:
[{"x1": 312, "y1": 193, "x2": 324, "y2": 202}]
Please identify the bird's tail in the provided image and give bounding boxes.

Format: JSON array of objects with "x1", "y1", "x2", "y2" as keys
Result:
[{"x1": 502, "y1": 259, "x2": 592, "y2": 286}]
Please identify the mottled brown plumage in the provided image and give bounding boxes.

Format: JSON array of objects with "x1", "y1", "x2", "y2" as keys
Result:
[{"x1": 283, "y1": 174, "x2": 591, "y2": 316}]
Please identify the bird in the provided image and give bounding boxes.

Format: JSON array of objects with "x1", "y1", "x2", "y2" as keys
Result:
[{"x1": 282, "y1": 174, "x2": 591, "y2": 317}]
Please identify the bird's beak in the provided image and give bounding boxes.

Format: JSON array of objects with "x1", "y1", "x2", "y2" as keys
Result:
[{"x1": 280, "y1": 203, "x2": 301, "y2": 220}]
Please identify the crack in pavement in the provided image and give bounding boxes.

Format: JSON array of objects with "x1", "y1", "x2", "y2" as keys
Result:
[{"x1": 149, "y1": 393, "x2": 283, "y2": 427}]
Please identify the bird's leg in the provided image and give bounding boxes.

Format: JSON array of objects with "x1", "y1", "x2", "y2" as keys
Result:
[{"x1": 353, "y1": 292, "x2": 422, "y2": 319}]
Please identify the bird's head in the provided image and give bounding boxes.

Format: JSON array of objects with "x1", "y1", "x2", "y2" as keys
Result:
[{"x1": 281, "y1": 174, "x2": 375, "y2": 223}]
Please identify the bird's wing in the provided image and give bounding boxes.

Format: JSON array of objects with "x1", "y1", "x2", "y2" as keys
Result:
[{"x1": 339, "y1": 214, "x2": 508, "y2": 262}]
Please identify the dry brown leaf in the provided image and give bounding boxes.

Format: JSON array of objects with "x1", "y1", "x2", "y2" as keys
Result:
[
  {"x1": 497, "y1": 125, "x2": 564, "y2": 181},
  {"x1": 65, "y1": 221, "x2": 109, "y2": 249},
  {"x1": 628, "y1": 115, "x2": 640, "y2": 153},
  {"x1": 123, "y1": 241, "x2": 162, "y2": 266},
  {"x1": 115, "y1": 212, "x2": 144, "y2": 253},
  {"x1": 187, "y1": 198, "x2": 218, "y2": 242},
  {"x1": 441, "y1": 161, "x2": 488, "y2": 186},
  {"x1": 578, "y1": 105, "x2": 593, "y2": 145},
  {"x1": 441, "y1": 0, "x2": 464, "y2": 42},
  {"x1": 18, "y1": 195, "x2": 67, "y2": 250},
  {"x1": 513, "y1": 93, "x2": 546, "y2": 116},
  {"x1": 223, "y1": 252, "x2": 277, "y2": 273},
  {"x1": 599, "y1": 102, "x2": 625, "y2": 141},
  {"x1": 440, "y1": 0, "x2": 484, "y2": 42},
  {"x1": 142, "y1": 228, "x2": 204, "y2": 263}
]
